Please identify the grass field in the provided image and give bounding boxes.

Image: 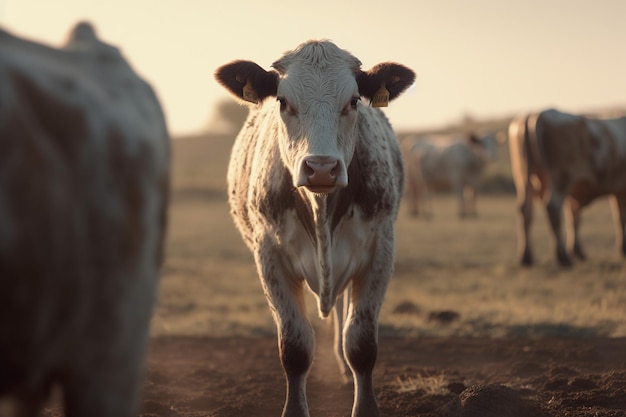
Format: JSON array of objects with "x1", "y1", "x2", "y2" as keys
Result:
[{"x1": 151, "y1": 132, "x2": 626, "y2": 340}]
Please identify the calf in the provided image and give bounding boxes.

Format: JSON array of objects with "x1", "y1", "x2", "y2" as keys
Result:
[
  {"x1": 403, "y1": 132, "x2": 498, "y2": 218},
  {"x1": 215, "y1": 40, "x2": 414, "y2": 417},
  {"x1": 508, "y1": 108, "x2": 626, "y2": 266},
  {"x1": 0, "y1": 22, "x2": 170, "y2": 415}
]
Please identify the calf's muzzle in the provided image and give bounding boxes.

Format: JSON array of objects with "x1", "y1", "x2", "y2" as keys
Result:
[{"x1": 297, "y1": 156, "x2": 347, "y2": 193}]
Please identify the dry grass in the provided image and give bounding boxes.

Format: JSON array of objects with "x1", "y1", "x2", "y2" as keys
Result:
[
  {"x1": 152, "y1": 132, "x2": 626, "y2": 339},
  {"x1": 388, "y1": 193, "x2": 626, "y2": 338},
  {"x1": 395, "y1": 373, "x2": 449, "y2": 395}
]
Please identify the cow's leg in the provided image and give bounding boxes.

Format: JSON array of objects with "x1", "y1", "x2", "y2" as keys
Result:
[
  {"x1": 516, "y1": 184, "x2": 534, "y2": 266},
  {"x1": 63, "y1": 364, "x2": 144, "y2": 417},
  {"x1": 1, "y1": 394, "x2": 47, "y2": 417},
  {"x1": 256, "y1": 245, "x2": 315, "y2": 417},
  {"x1": 569, "y1": 200, "x2": 586, "y2": 260},
  {"x1": 610, "y1": 194, "x2": 626, "y2": 257},
  {"x1": 344, "y1": 225, "x2": 393, "y2": 417},
  {"x1": 404, "y1": 169, "x2": 420, "y2": 217},
  {"x1": 333, "y1": 288, "x2": 352, "y2": 384},
  {"x1": 62, "y1": 325, "x2": 150, "y2": 417},
  {"x1": 464, "y1": 184, "x2": 477, "y2": 218},
  {"x1": 546, "y1": 192, "x2": 572, "y2": 267},
  {"x1": 422, "y1": 187, "x2": 433, "y2": 219},
  {"x1": 456, "y1": 182, "x2": 467, "y2": 218}
]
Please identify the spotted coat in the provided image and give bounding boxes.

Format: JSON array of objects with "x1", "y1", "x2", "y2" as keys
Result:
[{"x1": 216, "y1": 40, "x2": 414, "y2": 417}]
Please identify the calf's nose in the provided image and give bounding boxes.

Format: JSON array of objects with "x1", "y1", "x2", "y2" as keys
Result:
[
  {"x1": 305, "y1": 159, "x2": 338, "y2": 184},
  {"x1": 297, "y1": 156, "x2": 346, "y2": 192}
]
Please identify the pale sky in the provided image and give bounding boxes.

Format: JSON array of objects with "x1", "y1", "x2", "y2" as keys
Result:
[{"x1": 2, "y1": 0, "x2": 625, "y2": 137}]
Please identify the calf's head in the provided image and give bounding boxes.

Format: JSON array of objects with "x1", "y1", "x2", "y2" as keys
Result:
[{"x1": 215, "y1": 40, "x2": 415, "y2": 194}]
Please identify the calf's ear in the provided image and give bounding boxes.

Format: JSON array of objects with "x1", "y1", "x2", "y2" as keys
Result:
[
  {"x1": 215, "y1": 60, "x2": 279, "y2": 105},
  {"x1": 357, "y1": 63, "x2": 415, "y2": 107}
]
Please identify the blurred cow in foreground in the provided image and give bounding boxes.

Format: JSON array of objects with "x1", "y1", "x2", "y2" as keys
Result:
[
  {"x1": 216, "y1": 40, "x2": 414, "y2": 417},
  {"x1": 402, "y1": 132, "x2": 498, "y2": 218},
  {"x1": 508, "y1": 108, "x2": 626, "y2": 267},
  {"x1": 0, "y1": 22, "x2": 170, "y2": 415}
]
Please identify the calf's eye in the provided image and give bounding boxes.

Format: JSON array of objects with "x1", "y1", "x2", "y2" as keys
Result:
[
  {"x1": 277, "y1": 97, "x2": 287, "y2": 112},
  {"x1": 341, "y1": 97, "x2": 360, "y2": 115},
  {"x1": 277, "y1": 97, "x2": 297, "y2": 115}
]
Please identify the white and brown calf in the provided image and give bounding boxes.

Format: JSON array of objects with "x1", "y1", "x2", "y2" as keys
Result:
[
  {"x1": 0, "y1": 22, "x2": 169, "y2": 416},
  {"x1": 216, "y1": 40, "x2": 414, "y2": 417}
]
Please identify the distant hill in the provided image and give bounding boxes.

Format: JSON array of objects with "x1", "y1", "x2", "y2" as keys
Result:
[
  {"x1": 396, "y1": 105, "x2": 626, "y2": 139},
  {"x1": 171, "y1": 132, "x2": 234, "y2": 195}
]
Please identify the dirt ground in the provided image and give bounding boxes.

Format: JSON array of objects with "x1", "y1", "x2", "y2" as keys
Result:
[{"x1": 137, "y1": 331, "x2": 626, "y2": 417}]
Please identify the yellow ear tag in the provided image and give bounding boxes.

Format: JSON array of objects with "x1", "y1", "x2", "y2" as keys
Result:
[
  {"x1": 371, "y1": 83, "x2": 389, "y2": 108},
  {"x1": 242, "y1": 79, "x2": 259, "y2": 104}
]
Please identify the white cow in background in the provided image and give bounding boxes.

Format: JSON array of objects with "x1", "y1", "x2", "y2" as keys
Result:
[
  {"x1": 215, "y1": 40, "x2": 414, "y2": 417},
  {"x1": 403, "y1": 132, "x2": 498, "y2": 218},
  {"x1": 0, "y1": 22, "x2": 170, "y2": 416}
]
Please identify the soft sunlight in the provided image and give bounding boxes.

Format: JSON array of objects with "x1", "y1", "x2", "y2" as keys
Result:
[{"x1": 3, "y1": 0, "x2": 625, "y2": 136}]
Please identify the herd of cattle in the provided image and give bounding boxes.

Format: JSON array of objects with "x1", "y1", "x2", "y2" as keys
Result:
[{"x1": 1, "y1": 22, "x2": 625, "y2": 417}]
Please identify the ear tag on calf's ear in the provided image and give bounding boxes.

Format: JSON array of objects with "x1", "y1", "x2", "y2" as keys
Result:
[
  {"x1": 242, "y1": 78, "x2": 259, "y2": 104},
  {"x1": 371, "y1": 83, "x2": 389, "y2": 108}
]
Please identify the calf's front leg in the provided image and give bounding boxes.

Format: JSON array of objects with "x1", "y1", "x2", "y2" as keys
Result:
[
  {"x1": 255, "y1": 244, "x2": 315, "y2": 417},
  {"x1": 344, "y1": 230, "x2": 394, "y2": 417}
]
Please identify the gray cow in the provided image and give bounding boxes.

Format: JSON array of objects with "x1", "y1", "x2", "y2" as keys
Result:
[
  {"x1": 0, "y1": 22, "x2": 170, "y2": 416},
  {"x1": 403, "y1": 132, "x2": 498, "y2": 218},
  {"x1": 215, "y1": 40, "x2": 414, "y2": 417}
]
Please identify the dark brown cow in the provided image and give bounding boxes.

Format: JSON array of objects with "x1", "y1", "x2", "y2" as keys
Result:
[
  {"x1": 508, "y1": 108, "x2": 626, "y2": 266},
  {"x1": 0, "y1": 22, "x2": 170, "y2": 415},
  {"x1": 215, "y1": 40, "x2": 414, "y2": 417}
]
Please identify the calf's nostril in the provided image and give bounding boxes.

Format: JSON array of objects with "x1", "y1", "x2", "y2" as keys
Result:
[
  {"x1": 304, "y1": 162, "x2": 315, "y2": 176},
  {"x1": 302, "y1": 158, "x2": 341, "y2": 187},
  {"x1": 306, "y1": 160, "x2": 338, "y2": 179}
]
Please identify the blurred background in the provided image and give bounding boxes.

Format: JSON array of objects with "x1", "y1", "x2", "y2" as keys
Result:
[{"x1": 3, "y1": 0, "x2": 625, "y2": 138}]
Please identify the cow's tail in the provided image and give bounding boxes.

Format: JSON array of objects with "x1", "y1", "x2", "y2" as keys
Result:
[
  {"x1": 523, "y1": 114, "x2": 533, "y2": 193},
  {"x1": 523, "y1": 113, "x2": 542, "y2": 192},
  {"x1": 509, "y1": 113, "x2": 536, "y2": 204}
]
